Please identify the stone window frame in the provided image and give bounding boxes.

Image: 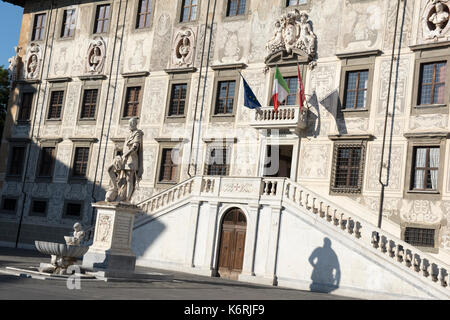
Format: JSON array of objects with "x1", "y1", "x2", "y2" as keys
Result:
[
  {"x1": 62, "y1": 200, "x2": 84, "y2": 220},
  {"x1": 202, "y1": 138, "x2": 236, "y2": 176},
  {"x1": 164, "y1": 71, "x2": 193, "y2": 123},
  {"x1": 5, "y1": 138, "x2": 30, "y2": 181},
  {"x1": 266, "y1": 63, "x2": 308, "y2": 107},
  {"x1": 403, "y1": 132, "x2": 448, "y2": 200},
  {"x1": 209, "y1": 64, "x2": 246, "y2": 123},
  {"x1": 400, "y1": 222, "x2": 441, "y2": 254},
  {"x1": 35, "y1": 137, "x2": 62, "y2": 182},
  {"x1": 284, "y1": 0, "x2": 309, "y2": 9},
  {"x1": 176, "y1": 0, "x2": 202, "y2": 26},
  {"x1": 68, "y1": 137, "x2": 98, "y2": 184},
  {"x1": 222, "y1": 0, "x2": 250, "y2": 22},
  {"x1": 119, "y1": 74, "x2": 147, "y2": 124},
  {"x1": 77, "y1": 80, "x2": 103, "y2": 125},
  {"x1": 154, "y1": 138, "x2": 187, "y2": 188},
  {"x1": 30, "y1": 11, "x2": 48, "y2": 43},
  {"x1": 57, "y1": 6, "x2": 78, "y2": 41},
  {"x1": 44, "y1": 80, "x2": 70, "y2": 124},
  {"x1": 328, "y1": 135, "x2": 372, "y2": 195},
  {"x1": 15, "y1": 85, "x2": 37, "y2": 124},
  {"x1": 90, "y1": 1, "x2": 113, "y2": 36},
  {"x1": 260, "y1": 136, "x2": 301, "y2": 181},
  {"x1": 0, "y1": 196, "x2": 19, "y2": 216},
  {"x1": 131, "y1": 0, "x2": 157, "y2": 33},
  {"x1": 409, "y1": 42, "x2": 450, "y2": 115},
  {"x1": 336, "y1": 50, "x2": 380, "y2": 118},
  {"x1": 28, "y1": 198, "x2": 49, "y2": 217}
]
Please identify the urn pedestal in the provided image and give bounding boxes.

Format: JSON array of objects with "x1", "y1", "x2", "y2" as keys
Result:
[{"x1": 82, "y1": 201, "x2": 139, "y2": 277}]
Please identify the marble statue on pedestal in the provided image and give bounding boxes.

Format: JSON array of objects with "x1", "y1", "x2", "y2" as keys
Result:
[
  {"x1": 8, "y1": 46, "x2": 20, "y2": 85},
  {"x1": 106, "y1": 117, "x2": 144, "y2": 202}
]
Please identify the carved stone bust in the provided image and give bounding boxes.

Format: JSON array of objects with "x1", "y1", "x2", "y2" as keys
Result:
[
  {"x1": 86, "y1": 37, "x2": 106, "y2": 74},
  {"x1": 422, "y1": 0, "x2": 450, "y2": 39},
  {"x1": 170, "y1": 27, "x2": 196, "y2": 68},
  {"x1": 24, "y1": 43, "x2": 41, "y2": 80},
  {"x1": 8, "y1": 46, "x2": 21, "y2": 84}
]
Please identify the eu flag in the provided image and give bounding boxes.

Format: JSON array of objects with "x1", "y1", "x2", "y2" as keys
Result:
[{"x1": 241, "y1": 75, "x2": 262, "y2": 110}]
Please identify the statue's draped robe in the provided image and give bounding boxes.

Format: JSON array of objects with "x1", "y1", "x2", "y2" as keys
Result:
[{"x1": 123, "y1": 129, "x2": 144, "y2": 194}]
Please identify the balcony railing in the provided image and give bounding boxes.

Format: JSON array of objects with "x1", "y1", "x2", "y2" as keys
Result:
[{"x1": 250, "y1": 105, "x2": 308, "y2": 131}]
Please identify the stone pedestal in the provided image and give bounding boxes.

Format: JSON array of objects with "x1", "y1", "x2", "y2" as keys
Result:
[{"x1": 82, "y1": 201, "x2": 139, "y2": 276}]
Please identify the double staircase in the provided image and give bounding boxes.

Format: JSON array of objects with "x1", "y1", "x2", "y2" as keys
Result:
[{"x1": 133, "y1": 175, "x2": 450, "y2": 299}]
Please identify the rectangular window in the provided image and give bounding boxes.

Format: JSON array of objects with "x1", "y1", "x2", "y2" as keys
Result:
[
  {"x1": 123, "y1": 86, "x2": 142, "y2": 118},
  {"x1": 136, "y1": 0, "x2": 152, "y2": 29},
  {"x1": 38, "y1": 147, "x2": 56, "y2": 177},
  {"x1": 333, "y1": 146, "x2": 362, "y2": 190},
  {"x1": 214, "y1": 81, "x2": 236, "y2": 115},
  {"x1": 32, "y1": 13, "x2": 46, "y2": 41},
  {"x1": 159, "y1": 148, "x2": 178, "y2": 182},
  {"x1": 18, "y1": 92, "x2": 33, "y2": 121},
  {"x1": 8, "y1": 146, "x2": 25, "y2": 176},
  {"x1": 80, "y1": 89, "x2": 98, "y2": 119},
  {"x1": 30, "y1": 200, "x2": 47, "y2": 217},
  {"x1": 180, "y1": 0, "x2": 197, "y2": 22},
  {"x1": 269, "y1": 76, "x2": 298, "y2": 106},
  {"x1": 47, "y1": 90, "x2": 64, "y2": 120},
  {"x1": 168, "y1": 83, "x2": 187, "y2": 116},
  {"x1": 418, "y1": 62, "x2": 446, "y2": 105},
  {"x1": 61, "y1": 9, "x2": 76, "y2": 38},
  {"x1": 94, "y1": 4, "x2": 111, "y2": 34},
  {"x1": 411, "y1": 146, "x2": 440, "y2": 191},
  {"x1": 206, "y1": 148, "x2": 229, "y2": 176},
  {"x1": 226, "y1": 0, "x2": 246, "y2": 16},
  {"x1": 284, "y1": 76, "x2": 298, "y2": 106},
  {"x1": 405, "y1": 227, "x2": 435, "y2": 247},
  {"x1": 65, "y1": 202, "x2": 82, "y2": 218},
  {"x1": 2, "y1": 198, "x2": 17, "y2": 214},
  {"x1": 344, "y1": 70, "x2": 369, "y2": 109},
  {"x1": 72, "y1": 147, "x2": 90, "y2": 177}
]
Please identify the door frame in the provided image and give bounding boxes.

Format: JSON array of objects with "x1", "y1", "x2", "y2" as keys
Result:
[
  {"x1": 258, "y1": 134, "x2": 300, "y2": 181},
  {"x1": 212, "y1": 205, "x2": 249, "y2": 277}
]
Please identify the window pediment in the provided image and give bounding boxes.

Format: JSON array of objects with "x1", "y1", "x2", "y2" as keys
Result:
[{"x1": 265, "y1": 48, "x2": 310, "y2": 67}]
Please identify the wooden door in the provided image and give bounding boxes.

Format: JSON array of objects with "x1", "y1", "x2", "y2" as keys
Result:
[{"x1": 217, "y1": 208, "x2": 247, "y2": 280}]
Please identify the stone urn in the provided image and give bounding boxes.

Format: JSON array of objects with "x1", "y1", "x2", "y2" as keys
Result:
[{"x1": 34, "y1": 241, "x2": 89, "y2": 275}]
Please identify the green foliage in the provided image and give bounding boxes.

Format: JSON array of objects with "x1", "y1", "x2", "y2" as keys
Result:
[{"x1": 0, "y1": 66, "x2": 10, "y2": 141}]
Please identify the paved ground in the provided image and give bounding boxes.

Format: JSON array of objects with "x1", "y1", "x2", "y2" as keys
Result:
[{"x1": 0, "y1": 247, "x2": 356, "y2": 300}]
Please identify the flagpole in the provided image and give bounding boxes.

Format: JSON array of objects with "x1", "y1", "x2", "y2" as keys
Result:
[{"x1": 377, "y1": 0, "x2": 404, "y2": 232}]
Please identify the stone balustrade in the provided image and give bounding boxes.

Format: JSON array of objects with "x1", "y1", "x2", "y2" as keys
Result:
[
  {"x1": 250, "y1": 105, "x2": 308, "y2": 131},
  {"x1": 138, "y1": 177, "x2": 196, "y2": 215},
  {"x1": 136, "y1": 175, "x2": 450, "y2": 290},
  {"x1": 282, "y1": 179, "x2": 450, "y2": 290}
]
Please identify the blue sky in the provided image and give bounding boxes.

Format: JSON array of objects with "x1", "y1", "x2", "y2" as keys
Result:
[{"x1": 0, "y1": 1, "x2": 23, "y2": 69}]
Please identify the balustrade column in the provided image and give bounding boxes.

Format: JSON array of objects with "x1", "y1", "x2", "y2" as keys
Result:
[
  {"x1": 203, "y1": 201, "x2": 220, "y2": 276},
  {"x1": 185, "y1": 200, "x2": 201, "y2": 268},
  {"x1": 240, "y1": 203, "x2": 260, "y2": 278},
  {"x1": 264, "y1": 205, "x2": 282, "y2": 285}
]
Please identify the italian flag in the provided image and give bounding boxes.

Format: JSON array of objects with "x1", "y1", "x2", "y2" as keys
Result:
[{"x1": 272, "y1": 67, "x2": 290, "y2": 113}]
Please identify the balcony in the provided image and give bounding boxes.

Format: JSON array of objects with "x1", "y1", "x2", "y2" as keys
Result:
[{"x1": 250, "y1": 105, "x2": 308, "y2": 132}]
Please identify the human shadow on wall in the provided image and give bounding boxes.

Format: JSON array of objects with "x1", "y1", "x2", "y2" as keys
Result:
[{"x1": 308, "y1": 237, "x2": 341, "y2": 293}]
